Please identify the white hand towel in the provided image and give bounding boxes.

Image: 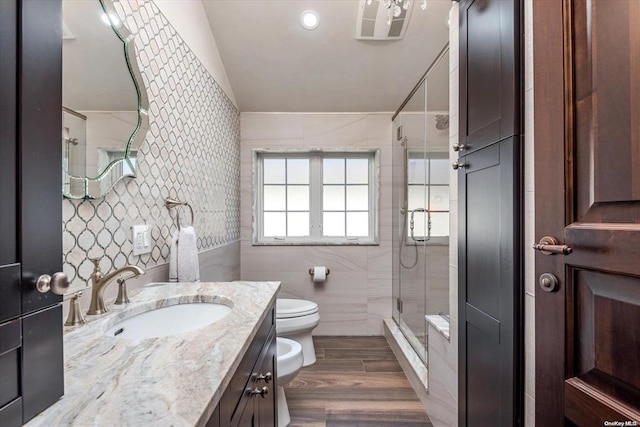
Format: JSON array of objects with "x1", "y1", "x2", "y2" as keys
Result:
[
  {"x1": 168, "y1": 231, "x2": 179, "y2": 282},
  {"x1": 177, "y1": 226, "x2": 199, "y2": 282}
]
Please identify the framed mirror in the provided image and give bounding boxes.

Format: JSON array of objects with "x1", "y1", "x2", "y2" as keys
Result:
[{"x1": 62, "y1": 0, "x2": 149, "y2": 199}]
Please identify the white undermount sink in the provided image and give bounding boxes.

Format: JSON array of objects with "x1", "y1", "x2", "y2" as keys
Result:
[{"x1": 104, "y1": 302, "x2": 232, "y2": 340}]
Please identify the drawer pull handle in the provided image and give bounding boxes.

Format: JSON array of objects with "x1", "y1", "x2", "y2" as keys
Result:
[
  {"x1": 249, "y1": 386, "x2": 269, "y2": 398},
  {"x1": 255, "y1": 372, "x2": 273, "y2": 383}
]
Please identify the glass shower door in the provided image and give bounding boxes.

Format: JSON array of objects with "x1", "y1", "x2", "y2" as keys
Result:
[
  {"x1": 392, "y1": 47, "x2": 450, "y2": 365},
  {"x1": 393, "y1": 80, "x2": 428, "y2": 363}
]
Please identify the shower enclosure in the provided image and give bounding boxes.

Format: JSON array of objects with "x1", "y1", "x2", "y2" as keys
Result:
[{"x1": 392, "y1": 46, "x2": 450, "y2": 363}]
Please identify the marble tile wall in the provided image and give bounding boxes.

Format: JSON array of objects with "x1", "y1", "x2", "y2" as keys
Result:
[
  {"x1": 240, "y1": 113, "x2": 392, "y2": 335},
  {"x1": 62, "y1": 0, "x2": 241, "y2": 294}
]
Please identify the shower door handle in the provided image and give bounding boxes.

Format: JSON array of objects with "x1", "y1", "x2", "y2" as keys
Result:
[{"x1": 409, "y1": 208, "x2": 430, "y2": 243}]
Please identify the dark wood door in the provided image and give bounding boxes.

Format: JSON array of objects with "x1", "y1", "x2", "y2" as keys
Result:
[
  {"x1": 0, "y1": 0, "x2": 64, "y2": 425},
  {"x1": 534, "y1": 0, "x2": 640, "y2": 425},
  {"x1": 459, "y1": 139, "x2": 522, "y2": 427},
  {"x1": 458, "y1": 0, "x2": 523, "y2": 425},
  {"x1": 460, "y1": 0, "x2": 520, "y2": 154}
]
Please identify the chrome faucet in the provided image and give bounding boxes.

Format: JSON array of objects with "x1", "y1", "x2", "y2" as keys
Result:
[{"x1": 86, "y1": 258, "x2": 145, "y2": 315}]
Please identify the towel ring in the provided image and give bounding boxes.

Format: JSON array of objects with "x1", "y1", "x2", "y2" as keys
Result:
[
  {"x1": 165, "y1": 197, "x2": 194, "y2": 229},
  {"x1": 176, "y1": 204, "x2": 194, "y2": 228}
]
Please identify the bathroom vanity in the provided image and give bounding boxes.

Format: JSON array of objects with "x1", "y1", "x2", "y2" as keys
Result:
[
  {"x1": 24, "y1": 281, "x2": 279, "y2": 427},
  {"x1": 208, "y1": 300, "x2": 277, "y2": 426}
]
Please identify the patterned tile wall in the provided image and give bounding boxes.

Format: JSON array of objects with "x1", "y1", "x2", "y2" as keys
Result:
[{"x1": 62, "y1": 0, "x2": 240, "y2": 288}]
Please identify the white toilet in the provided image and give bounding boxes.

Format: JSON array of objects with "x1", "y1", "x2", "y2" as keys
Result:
[
  {"x1": 276, "y1": 337, "x2": 304, "y2": 427},
  {"x1": 276, "y1": 299, "x2": 320, "y2": 367}
]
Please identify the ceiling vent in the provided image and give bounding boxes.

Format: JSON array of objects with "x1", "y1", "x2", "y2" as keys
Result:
[{"x1": 355, "y1": 0, "x2": 413, "y2": 41}]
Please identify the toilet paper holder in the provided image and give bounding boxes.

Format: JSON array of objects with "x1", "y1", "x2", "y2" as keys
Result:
[{"x1": 308, "y1": 267, "x2": 330, "y2": 276}]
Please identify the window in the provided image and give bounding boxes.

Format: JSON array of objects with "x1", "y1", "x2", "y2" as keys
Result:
[
  {"x1": 407, "y1": 153, "x2": 449, "y2": 244},
  {"x1": 255, "y1": 151, "x2": 378, "y2": 244}
]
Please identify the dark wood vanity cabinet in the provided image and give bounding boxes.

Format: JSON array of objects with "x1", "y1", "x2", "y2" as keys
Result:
[
  {"x1": 1, "y1": 0, "x2": 64, "y2": 426},
  {"x1": 208, "y1": 304, "x2": 278, "y2": 427}
]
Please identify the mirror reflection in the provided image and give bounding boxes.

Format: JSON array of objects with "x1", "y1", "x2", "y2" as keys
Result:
[{"x1": 62, "y1": 0, "x2": 148, "y2": 199}]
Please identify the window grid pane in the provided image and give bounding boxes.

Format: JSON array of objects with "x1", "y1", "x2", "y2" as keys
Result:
[
  {"x1": 322, "y1": 156, "x2": 369, "y2": 237},
  {"x1": 287, "y1": 158, "x2": 309, "y2": 184},
  {"x1": 264, "y1": 158, "x2": 286, "y2": 184}
]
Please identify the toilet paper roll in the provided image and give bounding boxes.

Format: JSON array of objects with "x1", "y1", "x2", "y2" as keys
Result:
[{"x1": 312, "y1": 266, "x2": 327, "y2": 283}]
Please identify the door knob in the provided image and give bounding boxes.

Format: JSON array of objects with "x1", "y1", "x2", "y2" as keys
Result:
[
  {"x1": 35, "y1": 272, "x2": 70, "y2": 295},
  {"x1": 452, "y1": 161, "x2": 466, "y2": 170},
  {"x1": 255, "y1": 372, "x2": 273, "y2": 383},
  {"x1": 533, "y1": 236, "x2": 572, "y2": 255},
  {"x1": 249, "y1": 386, "x2": 269, "y2": 398},
  {"x1": 453, "y1": 143, "x2": 467, "y2": 152}
]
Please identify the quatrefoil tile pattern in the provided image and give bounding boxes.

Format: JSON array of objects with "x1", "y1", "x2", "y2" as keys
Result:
[{"x1": 62, "y1": 0, "x2": 240, "y2": 288}]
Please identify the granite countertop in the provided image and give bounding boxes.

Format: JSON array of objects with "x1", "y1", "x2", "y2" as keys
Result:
[
  {"x1": 425, "y1": 314, "x2": 450, "y2": 340},
  {"x1": 26, "y1": 281, "x2": 280, "y2": 427}
]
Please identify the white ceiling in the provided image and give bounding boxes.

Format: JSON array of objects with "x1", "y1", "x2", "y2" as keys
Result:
[
  {"x1": 202, "y1": 0, "x2": 452, "y2": 112},
  {"x1": 63, "y1": 0, "x2": 138, "y2": 112}
]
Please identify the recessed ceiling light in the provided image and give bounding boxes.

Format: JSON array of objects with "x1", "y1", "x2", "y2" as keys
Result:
[{"x1": 300, "y1": 10, "x2": 319, "y2": 30}]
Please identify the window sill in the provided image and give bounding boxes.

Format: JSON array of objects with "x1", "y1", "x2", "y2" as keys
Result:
[{"x1": 252, "y1": 240, "x2": 380, "y2": 247}]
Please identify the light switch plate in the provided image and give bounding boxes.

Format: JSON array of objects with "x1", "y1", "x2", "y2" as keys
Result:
[{"x1": 132, "y1": 224, "x2": 152, "y2": 256}]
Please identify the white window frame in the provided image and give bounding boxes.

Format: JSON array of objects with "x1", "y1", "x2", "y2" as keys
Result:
[{"x1": 253, "y1": 149, "x2": 380, "y2": 245}]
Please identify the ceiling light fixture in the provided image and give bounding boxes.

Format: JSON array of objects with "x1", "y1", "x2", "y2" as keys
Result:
[
  {"x1": 300, "y1": 10, "x2": 320, "y2": 30},
  {"x1": 367, "y1": 0, "x2": 427, "y2": 25}
]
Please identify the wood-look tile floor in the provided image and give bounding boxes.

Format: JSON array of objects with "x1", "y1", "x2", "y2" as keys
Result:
[{"x1": 284, "y1": 336, "x2": 433, "y2": 427}]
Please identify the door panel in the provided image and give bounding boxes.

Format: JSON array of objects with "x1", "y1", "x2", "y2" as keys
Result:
[
  {"x1": 465, "y1": 146, "x2": 500, "y2": 319},
  {"x1": 460, "y1": 0, "x2": 519, "y2": 154},
  {"x1": 0, "y1": 0, "x2": 17, "y2": 268},
  {"x1": 19, "y1": 0, "x2": 63, "y2": 315},
  {"x1": 534, "y1": 0, "x2": 640, "y2": 424},
  {"x1": 459, "y1": 138, "x2": 521, "y2": 427}
]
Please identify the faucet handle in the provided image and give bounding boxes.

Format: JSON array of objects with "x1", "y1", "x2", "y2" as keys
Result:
[
  {"x1": 64, "y1": 291, "x2": 86, "y2": 326},
  {"x1": 90, "y1": 258, "x2": 103, "y2": 282},
  {"x1": 114, "y1": 278, "x2": 130, "y2": 305}
]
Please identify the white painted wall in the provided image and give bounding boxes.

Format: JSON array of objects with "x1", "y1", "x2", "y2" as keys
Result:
[
  {"x1": 152, "y1": 0, "x2": 237, "y2": 106},
  {"x1": 240, "y1": 112, "x2": 393, "y2": 335},
  {"x1": 524, "y1": 0, "x2": 536, "y2": 424}
]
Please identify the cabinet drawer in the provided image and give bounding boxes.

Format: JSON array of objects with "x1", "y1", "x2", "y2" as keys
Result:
[
  {"x1": 0, "y1": 319, "x2": 21, "y2": 408},
  {"x1": 0, "y1": 397, "x2": 22, "y2": 427},
  {"x1": 0, "y1": 264, "x2": 21, "y2": 324}
]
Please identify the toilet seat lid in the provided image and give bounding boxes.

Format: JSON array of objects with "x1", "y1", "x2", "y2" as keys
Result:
[{"x1": 276, "y1": 298, "x2": 318, "y2": 318}]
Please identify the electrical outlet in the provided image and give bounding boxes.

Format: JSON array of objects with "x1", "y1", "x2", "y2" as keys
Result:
[{"x1": 132, "y1": 224, "x2": 152, "y2": 256}]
